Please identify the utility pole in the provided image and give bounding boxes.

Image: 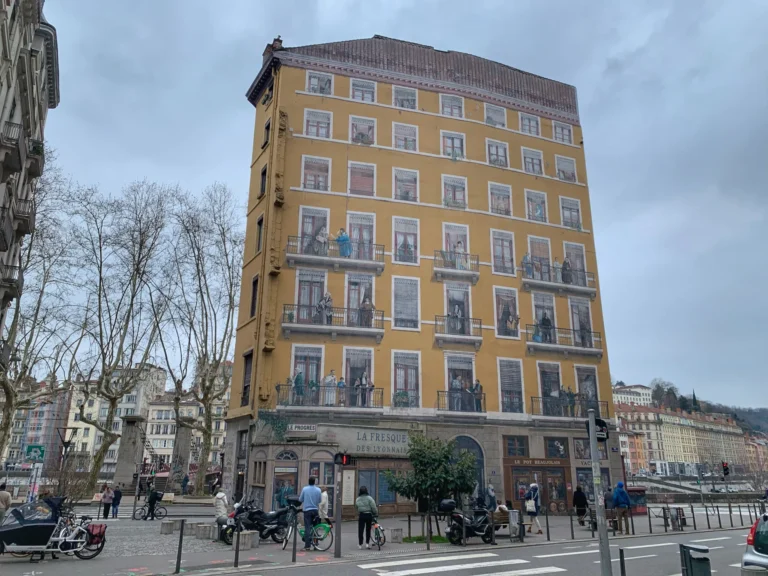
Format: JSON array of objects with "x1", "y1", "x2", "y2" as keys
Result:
[
  {"x1": 334, "y1": 463, "x2": 343, "y2": 558},
  {"x1": 589, "y1": 409, "x2": 613, "y2": 576},
  {"x1": 697, "y1": 466, "x2": 704, "y2": 506}
]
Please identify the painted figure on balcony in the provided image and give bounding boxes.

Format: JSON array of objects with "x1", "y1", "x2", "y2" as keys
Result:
[
  {"x1": 522, "y1": 252, "x2": 533, "y2": 278},
  {"x1": 352, "y1": 378, "x2": 361, "y2": 407},
  {"x1": 472, "y1": 379, "x2": 483, "y2": 412},
  {"x1": 337, "y1": 377, "x2": 346, "y2": 406},
  {"x1": 313, "y1": 226, "x2": 330, "y2": 256},
  {"x1": 451, "y1": 304, "x2": 464, "y2": 335},
  {"x1": 553, "y1": 257, "x2": 562, "y2": 283},
  {"x1": 450, "y1": 372, "x2": 462, "y2": 411},
  {"x1": 292, "y1": 370, "x2": 304, "y2": 405},
  {"x1": 336, "y1": 228, "x2": 352, "y2": 258},
  {"x1": 455, "y1": 240, "x2": 466, "y2": 270},
  {"x1": 323, "y1": 369, "x2": 337, "y2": 406},
  {"x1": 540, "y1": 312, "x2": 553, "y2": 343},
  {"x1": 561, "y1": 257, "x2": 572, "y2": 284},
  {"x1": 315, "y1": 292, "x2": 333, "y2": 325},
  {"x1": 359, "y1": 296, "x2": 374, "y2": 328}
]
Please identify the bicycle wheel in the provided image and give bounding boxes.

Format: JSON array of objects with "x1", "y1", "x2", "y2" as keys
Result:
[
  {"x1": 374, "y1": 525, "x2": 385, "y2": 549},
  {"x1": 312, "y1": 524, "x2": 333, "y2": 552},
  {"x1": 282, "y1": 525, "x2": 293, "y2": 550},
  {"x1": 154, "y1": 507, "x2": 167, "y2": 520},
  {"x1": 133, "y1": 507, "x2": 146, "y2": 520}
]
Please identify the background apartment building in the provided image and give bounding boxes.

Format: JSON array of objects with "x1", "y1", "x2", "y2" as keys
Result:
[
  {"x1": 226, "y1": 35, "x2": 619, "y2": 512},
  {"x1": 612, "y1": 384, "x2": 652, "y2": 406}
]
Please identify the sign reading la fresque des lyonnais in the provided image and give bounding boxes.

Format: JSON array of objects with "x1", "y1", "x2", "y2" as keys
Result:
[{"x1": 317, "y1": 425, "x2": 411, "y2": 457}]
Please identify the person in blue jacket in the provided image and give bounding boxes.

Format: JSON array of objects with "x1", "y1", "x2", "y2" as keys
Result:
[
  {"x1": 336, "y1": 228, "x2": 352, "y2": 258},
  {"x1": 612, "y1": 481, "x2": 631, "y2": 534}
]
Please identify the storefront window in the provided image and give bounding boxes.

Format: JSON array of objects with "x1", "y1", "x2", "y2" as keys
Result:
[
  {"x1": 358, "y1": 470, "x2": 376, "y2": 498},
  {"x1": 378, "y1": 470, "x2": 396, "y2": 503},
  {"x1": 544, "y1": 437, "x2": 569, "y2": 459},
  {"x1": 455, "y1": 435, "x2": 484, "y2": 491},
  {"x1": 273, "y1": 466, "x2": 298, "y2": 510},
  {"x1": 544, "y1": 468, "x2": 567, "y2": 513},
  {"x1": 575, "y1": 468, "x2": 611, "y2": 504}
]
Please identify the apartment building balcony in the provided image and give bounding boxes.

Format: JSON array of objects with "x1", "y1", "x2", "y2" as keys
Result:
[
  {"x1": 275, "y1": 384, "x2": 384, "y2": 409},
  {"x1": 13, "y1": 198, "x2": 34, "y2": 236},
  {"x1": 437, "y1": 390, "x2": 486, "y2": 414},
  {"x1": 281, "y1": 304, "x2": 385, "y2": 343},
  {"x1": 392, "y1": 390, "x2": 420, "y2": 409},
  {"x1": 0, "y1": 264, "x2": 23, "y2": 305},
  {"x1": 0, "y1": 338, "x2": 11, "y2": 369},
  {"x1": 285, "y1": 236, "x2": 385, "y2": 275},
  {"x1": 525, "y1": 324, "x2": 603, "y2": 358},
  {"x1": 0, "y1": 208, "x2": 12, "y2": 251},
  {"x1": 27, "y1": 139, "x2": 44, "y2": 178},
  {"x1": 520, "y1": 261, "x2": 597, "y2": 299},
  {"x1": 434, "y1": 314, "x2": 483, "y2": 349},
  {"x1": 433, "y1": 250, "x2": 480, "y2": 284},
  {"x1": 530, "y1": 396, "x2": 609, "y2": 419},
  {"x1": 0, "y1": 121, "x2": 27, "y2": 179}
]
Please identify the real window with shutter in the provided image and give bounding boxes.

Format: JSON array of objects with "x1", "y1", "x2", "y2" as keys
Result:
[
  {"x1": 302, "y1": 157, "x2": 330, "y2": 191},
  {"x1": 348, "y1": 162, "x2": 375, "y2": 196},
  {"x1": 350, "y1": 116, "x2": 376, "y2": 145},
  {"x1": 259, "y1": 165, "x2": 268, "y2": 197},
  {"x1": 554, "y1": 121, "x2": 573, "y2": 144},
  {"x1": 526, "y1": 190, "x2": 547, "y2": 222},
  {"x1": 440, "y1": 94, "x2": 463, "y2": 118},
  {"x1": 487, "y1": 139, "x2": 509, "y2": 167},
  {"x1": 441, "y1": 131, "x2": 465, "y2": 158},
  {"x1": 499, "y1": 359, "x2": 524, "y2": 413},
  {"x1": 556, "y1": 156, "x2": 577, "y2": 182},
  {"x1": 489, "y1": 183, "x2": 512, "y2": 216},
  {"x1": 351, "y1": 78, "x2": 376, "y2": 102},
  {"x1": 393, "y1": 168, "x2": 418, "y2": 201},
  {"x1": 256, "y1": 216, "x2": 263, "y2": 252},
  {"x1": 263, "y1": 119, "x2": 271, "y2": 146},
  {"x1": 495, "y1": 288, "x2": 518, "y2": 338},
  {"x1": 240, "y1": 352, "x2": 253, "y2": 407},
  {"x1": 520, "y1": 113, "x2": 540, "y2": 136},
  {"x1": 485, "y1": 103, "x2": 506, "y2": 127},
  {"x1": 305, "y1": 110, "x2": 331, "y2": 138},
  {"x1": 307, "y1": 71, "x2": 333, "y2": 95},
  {"x1": 561, "y1": 197, "x2": 581, "y2": 228},
  {"x1": 393, "y1": 277, "x2": 419, "y2": 329},
  {"x1": 393, "y1": 123, "x2": 418, "y2": 151},
  {"x1": 491, "y1": 230, "x2": 515, "y2": 275},
  {"x1": 393, "y1": 217, "x2": 419, "y2": 264},
  {"x1": 523, "y1": 148, "x2": 543, "y2": 175},
  {"x1": 393, "y1": 86, "x2": 417, "y2": 109},
  {"x1": 443, "y1": 175, "x2": 467, "y2": 209}
]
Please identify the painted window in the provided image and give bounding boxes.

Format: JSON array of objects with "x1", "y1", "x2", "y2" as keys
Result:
[
  {"x1": 570, "y1": 297, "x2": 593, "y2": 347},
  {"x1": 348, "y1": 162, "x2": 375, "y2": 196},
  {"x1": 393, "y1": 123, "x2": 418, "y2": 151},
  {"x1": 305, "y1": 110, "x2": 331, "y2": 138},
  {"x1": 545, "y1": 437, "x2": 569, "y2": 458},
  {"x1": 393, "y1": 217, "x2": 418, "y2": 264},
  {"x1": 485, "y1": 103, "x2": 506, "y2": 128},
  {"x1": 348, "y1": 212, "x2": 375, "y2": 260},
  {"x1": 554, "y1": 122, "x2": 573, "y2": 144},
  {"x1": 499, "y1": 359, "x2": 524, "y2": 413},
  {"x1": 561, "y1": 197, "x2": 581, "y2": 229},
  {"x1": 523, "y1": 148, "x2": 543, "y2": 175},
  {"x1": 489, "y1": 184, "x2": 512, "y2": 216},
  {"x1": 506, "y1": 436, "x2": 528, "y2": 456},
  {"x1": 293, "y1": 346, "x2": 323, "y2": 388},
  {"x1": 487, "y1": 139, "x2": 509, "y2": 167},
  {"x1": 440, "y1": 94, "x2": 463, "y2": 118},
  {"x1": 393, "y1": 86, "x2": 417, "y2": 109},
  {"x1": 520, "y1": 113, "x2": 540, "y2": 136},
  {"x1": 556, "y1": 156, "x2": 577, "y2": 183},
  {"x1": 393, "y1": 168, "x2": 418, "y2": 201},
  {"x1": 351, "y1": 78, "x2": 375, "y2": 102},
  {"x1": 526, "y1": 190, "x2": 547, "y2": 222},
  {"x1": 350, "y1": 116, "x2": 376, "y2": 145},
  {"x1": 344, "y1": 348, "x2": 373, "y2": 387},
  {"x1": 494, "y1": 288, "x2": 519, "y2": 338},
  {"x1": 491, "y1": 230, "x2": 515, "y2": 275},
  {"x1": 393, "y1": 351, "x2": 419, "y2": 407},
  {"x1": 297, "y1": 269, "x2": 325, "y2": 323},
  {"x1": 442, "y1": 131, "x2": 465, "y2": 159},
  {"x1": 443, "y1": 175, "x2": 467, "y2": 209},
  {"x1": 302, "y1": 156, "x2": 330, "y2": 191},
  {"x1": 299, "y1": 207, "x2": 329, "y2": 255},
  {"x1": 393, "y1": 277, "x2": 419, "y2": 329},
  {"x1": 307, "y1": 71, "x2": 332, "y2": 95},
  {"x1": 241, "y1": 352, "x2": 252, "y2": 407},
  {"x1": 529, "y1": 236, "x2": 551, "y2": 281}
]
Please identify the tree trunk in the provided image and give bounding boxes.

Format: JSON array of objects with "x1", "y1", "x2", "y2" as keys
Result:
[
  {"x1": 0, "y1": 391, "x2": 14, "y2": 465},
  {"x1": 194, "y1": 409, "x2": 213, "y2": 495},
  {"x1": 87, "y1": 399, "x2": 119, "y2": 492}
]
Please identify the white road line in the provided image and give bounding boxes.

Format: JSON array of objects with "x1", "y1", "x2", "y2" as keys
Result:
[
  {"x1": 375, "y1": 559, "x2": 529, "y2": 576},
  {"x1": 562, "y1": 545, "x2": 583, "y2": 549},
  {"x1": 708, "y1": 546, "x2": 724, "y2": 550},
  {"x1": 534, "y1": 550, "x2": 599, "y2": 558},
  {"x1": 690, "y1": 537, "x2": 732, "y2": 543},
  {"x1": 625, "y1": 542, "x2": 678, "y2": 550},
  {"x1": 593, "y1": 554, "x2": 657, "y2": 563},
  {"x1": 436, "y1": 570, "x2": 566, "y2": 576},
  {"x1": 358, "y1": 553, "x2": 498, "y2": 569},
  {"x1": 730, "y1": 563, "x2": 742, "y2": 567}
]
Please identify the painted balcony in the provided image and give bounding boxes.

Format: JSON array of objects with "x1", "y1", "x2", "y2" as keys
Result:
[
  {"x1": 520, "y1": 261, "x2": 597, "y2": 299},
  {"x1": 285, "y1": 235, "x2": 385, "y2": 275},
  {"x1": 525, "y1": 324, "x2": 603, "y2": 358},
  {"x1": 434, "y1": 315, "x2": 482, "y2": 350},
  {"x1": 281, "y1": 304, "x2": 385, "y2": 343},
  {"x1": 433, "y1": 250, "x2": 480, "y2": 284}
]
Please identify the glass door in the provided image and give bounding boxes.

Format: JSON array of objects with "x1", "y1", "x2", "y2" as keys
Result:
[{"x1": 570, "y1": 298, "x2": 592, "y2": 347}]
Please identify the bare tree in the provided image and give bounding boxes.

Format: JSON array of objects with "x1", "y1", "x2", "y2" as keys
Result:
[
  {"x1": 69, "y1": 180, "x2": 170, "y2": 489},
  {"x1": 151, "y1": 183, "x2": 243, "y2": 495}
]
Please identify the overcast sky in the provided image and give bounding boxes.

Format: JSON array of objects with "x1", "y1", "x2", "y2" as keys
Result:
[{"x1": 44, "y1": 0, "x2": 767, "y2": 406}]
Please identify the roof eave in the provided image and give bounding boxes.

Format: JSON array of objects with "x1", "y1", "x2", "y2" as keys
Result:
[{"x1": 245, "y1": 56, "x2": 279, "y2": 108}]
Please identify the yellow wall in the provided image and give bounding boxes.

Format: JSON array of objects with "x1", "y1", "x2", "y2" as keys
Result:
[{"x1": 229, "y1": 64, "x2": 612, "y2": 417}]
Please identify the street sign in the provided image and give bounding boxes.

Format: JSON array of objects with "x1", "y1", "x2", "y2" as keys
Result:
[
  {"x1": 585, "y1": 418, "x2": 609, "y2": 442},
  {"x1": 25, "y1": 445, "x2": 45, "y2": 462}
]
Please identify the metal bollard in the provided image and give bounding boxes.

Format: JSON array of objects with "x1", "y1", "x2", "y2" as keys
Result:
[
  {"x1": 234, "y1": 527, "x2": 241, "y2": 568},
  {"x1": 408, "y1": 515, "x2": 412, "y2": 539},
  {"x1": 462, "y1": 502, "x2": 467, "y2": 547},
  {"x1": 291, "y1": 513, "x2": 298, "y2": 563},
  {"x1": 613, "y1": 513, "x2": 617, "y2": 537},
  {"x1": 630, "y1": 508, "x2": 635, "y2": 535},
  {"x1": 663, "y1": 507, "x2": 668, "y2": 533},
  {"x1": 648, "y1": 508, "x2": 652, "y2": 534},
  {"x1": 174, "y1": 519, "x2": 185, "y2": 574},
  {"x1": 490, "y1": 510, "x2": 497, "y2": 545},
  {"x1": 690, "y1": 504, "x2": 697, "y2": 531},
  {"x1": 749, "y1": 504, "x2": 754, "y2": 524},
  {"x1": 619, "y1": 548, "x2": 627, "y2": 576},
  {"x1": 519, "y1": 504, "x2": 526, "y2": 543},
  {"x1": 569, "y1": 509, "x2": 575, "y2": 540},
  {"x1": 729, "y1": 503, "x2": 734, "y2": 528},
  {"x1": 421, "y1": 514, "x2": 425, "y2": 538},
  {"x1": 591, "y1": 511, "x2": 595, "y2": 538},
  {"x1": 705, "y1": 505, "x2": 711, "y2": 529},
  {"x1": 545, "y1": 504, "x2": 550, "y2": 541},
  {"x1": 716, "y1": 506, "x2": 722, "y2": 529},
  {"x1": 739, "y1": 505, "x2": 744, "y2": 527}
]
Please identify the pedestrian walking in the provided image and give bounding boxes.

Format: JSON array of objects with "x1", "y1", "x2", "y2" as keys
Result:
[
  {"x1": 612, "y1": 481, "x2": 631, "y2": 534},
  {"x1": 112, "y1": 484, "x2": 123, "y2": 519},
  {"x1": 486, "y1": 481, "x2": 496, "y2": 511},
  {"x1": 355, "y1": 486, "x2": 378, "y2": 549},
  {"x1": 573, "y1": 485, "x2": 588, "y2": 525},
  {"x1": 524, "y1": 482, "x2": 543, "y2": 534},
  {"x1": 319, "y1": 486, "x2": 330, "y2": 525},
  {"x1": 298, "y1": 476, "x2": 322, "y2": 551},
  {"x1": 214, "y1": 488, "x2": 229, "y2": 521},
  {"x1": 0, "y1": 483, "x2": 11, "y2": 525},
  {"x1": 100, "y1": 484, "x2": 114, "y2": 520}
]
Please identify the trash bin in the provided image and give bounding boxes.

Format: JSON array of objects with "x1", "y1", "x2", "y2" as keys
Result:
[
  {"x1": 680, "y1": 544, "x2": 712, "y2": 576},
  {"x1": 689, "y1": 556, "x2": 711, "y2": 576}
]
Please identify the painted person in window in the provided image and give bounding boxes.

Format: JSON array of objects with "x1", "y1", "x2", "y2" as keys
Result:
[
  {"x1": 522, "y1": 252, "x2": 533, "y2": 278},
  {"x1": 540, "y1": 313, "x2": 553, "y2": 343},
  {"x1": 337, "y1": 377, "x2": 346, "y2": 406},
  {"x1": 313, "y1": 226, "x2": 330, "y2": 255},
  {"x1": 315, "y1": 292, "x2": 333, "y2": 325},
  {"x1": 455, "y1": 240, "x2": 466, "y2": 270},
  {"x1": 450, "y1": 372, "x2": 462, "y2": 411},
  {"x1": 553, "y1": 258, "x2": 562, "y2": 283},
  {"x1": 561, "y1": 257, "x2": 572, "y2": 284},
  {"x1": 292, "y1": 370, "x2": 304, "y2": 405},
  {"x1": 323, "y1": 369, "x2": 337, "y2": 406},
  {"x1": 473, "y1": 379, "x2": 483, "y2": 412},
  {"x1": 359, "y1": 297, "x2": 374, "y2": 328},
  {"x1": 335, "y1": 228, "x2": 352, "y2": 258}
]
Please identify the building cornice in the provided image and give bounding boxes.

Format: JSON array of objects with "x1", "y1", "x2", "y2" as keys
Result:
[{"x1": 35, "y1": 18, "x2": 59, "y2": 109}]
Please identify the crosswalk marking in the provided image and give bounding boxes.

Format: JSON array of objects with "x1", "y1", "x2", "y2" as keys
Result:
[
  {"x1": 730, "y1": 563, "x2": 742, "y2": 567},
  {"x1": 690, "y1": 537, "x2": 731, "y2": 543},
  {"x1": 373, "y1": 558, "x2": 529, "y2": 576},
  {"x1": 358, "y1": 553, "x2": 498, "y2": 570},
  {"x1": 464, "y1": 570, "x2": 566, "y2": 576},
  {"x1": 593, "y1": 554, "x2": 656, "y2": 563},
  {"x1": 625, "y1": 542, "x2": 677, "y2": 550},
  {"x1": 535, "y1": 550, "x2": 599, "y2": 558}
]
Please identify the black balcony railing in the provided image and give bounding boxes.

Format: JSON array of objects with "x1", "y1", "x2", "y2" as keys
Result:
[
  {"x1": 0, "y1": 208, "x2": 11, "y2": 251},
  {"x1": 521, "y1": 260, "x2": 596, "y2": 289},
  {"x1": 28, "y1": 139, "x2": 43, "y2": 157},
  {"x1": 434, "y1": 250, "x2": 480, "y2": 273},
  {"x1": 14, "y1": 199, "x2": 33, "y2": 217},
  {"x1": 525, "y1": 324, "x2": 600, "y2": 349},
  {"x1": 2, "y1": 121, "x2": 21, "y2": 143},
  {"x1": 276, "y1": 384, "x2": 383, "y2": 409},
  {"x1": 437, "y1": 390, "x2": 486, "y2": 413},
  {"x1": 435, "y1": 315, "x2": 482, "y2": 338},
  {"x1": 527, "y1": 210, "x2": 547, "y2": 223},
  {"x1": 283, "y1": 304, "x2": 384, "y2": 330},
  {"x1": 501, "y1": 389, "x2": 524, "y2": 414},
  {"x1": 286, "y1": 235, "x2": 385, "y2": 263},
  {"x1": 443, "y1": 196, "x2": 467, "y2": 209},
  {"x1": 530, "y1": 396, "x2": 609, "y2": 419},
  {"x1": 394, "y1": 187, "x2": 417, "y2": 202},
  {"x1": 0, "y1": 264, "x2": 22, "y2": 285},
  {"x1": 392, "y1": 390, "x2": 420, "y2": 408}
]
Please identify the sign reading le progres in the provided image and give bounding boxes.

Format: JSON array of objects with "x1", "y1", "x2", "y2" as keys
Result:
[{"x1": 317, "y1": 425, "x2": 411, "y2": 457}]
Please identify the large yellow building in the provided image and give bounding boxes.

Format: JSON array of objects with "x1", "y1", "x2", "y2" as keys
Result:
[{"x1": 225, "y1": 36, "x2": 618, "y2": 513}]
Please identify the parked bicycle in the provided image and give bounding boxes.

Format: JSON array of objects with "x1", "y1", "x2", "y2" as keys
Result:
[
  {"x1": 132, "y1": 503, "x2": 167, "y2": 520},
  {"x1": 371, "y1": 518, "x2": 385, "y2": 550},
  {"x1": 281, "y1": 500, "x2": 333, "y2": 552}
]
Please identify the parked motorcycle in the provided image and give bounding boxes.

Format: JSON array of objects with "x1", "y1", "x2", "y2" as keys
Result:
[
  {"x1": 440, "y1": 498, "x2": 495, "y2": 545},
  {"x1": 220, "y1": 501, "x2": 290, "y2": 545}
]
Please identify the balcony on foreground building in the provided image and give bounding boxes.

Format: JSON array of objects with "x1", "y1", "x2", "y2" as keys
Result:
[
  {"x1": 285, "y1": 235, "x2": 385, "y2": 275},
  {"x1": 276, "y1": 384, "x2": 384, "y2": 409},
  {"x1": 281, "y1": 304, "x2": 385, "y2": 343},
  {"x1": 0, "y1": 122, "x2": 27, "y2": 178},
  {"x1": 27, "y1": 139, "x2": 44, "y2": 178},
  {"x1": 13, "y1": 198, "x2": 35, "y2": 236},
  {"x1": 525, "y1": 324, "x2": 603, "y2": 358},
  {"x1": 433, "y1": 250, "x2": 480, "y2": 284},
  {"x1": 0, "y1": 264, "x2": 23, "y2": 305},
  {"x1": 437, "y1": 390, "x2": 486, "y2": 414},
  {"x1": 0, "y1": 208, "x2": 12, "y2": 251},
  {"x1": 434, "y1": 314, "x2": 483, "y2": 349},
  {"x1": 520, "y1": 261, "x2": 597, "y2": 298},
  {"x1": 530, "y1": 396, "x2": 609, "y2": 419}
]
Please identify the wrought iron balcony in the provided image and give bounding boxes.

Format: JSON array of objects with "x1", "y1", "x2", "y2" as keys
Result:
[
  {"x1": 392, "y1": 390, "x2": 420, "y2": 409},
  {"x1": 0, "y1": 121, "x2": 26, "y2": 176},
  {"x1": 433, "y1": 250, "x2": 480, "y2": 284},
  {"x1": 443, "y1": 196, "x2": 467, "y2": 210},
  {"x1": 501, "y1": 389, "x2": 525, "y2": 414},
  {"x1": 434, "y1": 314, "x2": 482, "y2": 349},
  {"x1": 13, "y1": 198, "x2": 34, "y2": 236},
  {"x1": 0, "y1": 208, "x2": 12, "y2": 251},
  {"x1": 276, "y1": 384, "x2": 383, "y2": 409},
  {"x1": 27, "y1": 139, "x2": 44, "y2": 178},
  {"x1": 521, "y1": 260, "x2": 597, "y2": 298},
  {"x1": 0, "y1": 264, "x2": 23, "y2": 304},
  {"x1": 525, "y1": 324, "x2": 602, "y2": 358},
  {"x1": 281, "y1": 304, "x2": 385, "y2": 343},
  {"x1": 530, "y1": 396, "x2": 609, "y2": 419},
  {"x1": 285, "y1": 235, "x2": 385, "y2": 275},
  {"x1": 437, "y1": 390, "x2": 486, "y2": 414}
]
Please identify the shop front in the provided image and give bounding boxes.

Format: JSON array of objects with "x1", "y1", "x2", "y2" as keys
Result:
[{"x1": 505, "y1": 457, "x2": 572, "y2": 514}]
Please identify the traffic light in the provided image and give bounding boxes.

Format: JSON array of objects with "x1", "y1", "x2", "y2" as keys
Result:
[
  {"x1": 334, "y1": 452, "x2": 353, "y2": 466},
  {"x1": 722, "y1": 461, "x2": 730, "y2": 477}
]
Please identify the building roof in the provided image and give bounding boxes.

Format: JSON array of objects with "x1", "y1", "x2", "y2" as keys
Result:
[
  {"x1": 614, "y1": 403, "x2": 743, "y2": 430},
  {"x1": 247, "y1": 35, "x2": 580, "y2": 123}
]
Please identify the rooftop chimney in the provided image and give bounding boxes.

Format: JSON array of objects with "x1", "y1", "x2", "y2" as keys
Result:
[{"x1": 263, "y1": 35, "x2": 283, "y2": 66}]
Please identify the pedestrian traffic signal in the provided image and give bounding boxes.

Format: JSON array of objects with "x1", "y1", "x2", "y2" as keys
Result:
[
  {"x1": 722, "y1": 461, "x2": 730, "y2": 477},
  {"x1": 334, "y1": 452, "x2": 353, "y2": 466}
]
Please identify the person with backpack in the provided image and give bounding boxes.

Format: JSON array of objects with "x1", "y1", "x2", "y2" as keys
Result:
[
  {"x1": 112, "y1": 484, "x2": 123, "y2": 519},
  {"x1": 573, "y1": 485, "x2": 589, "y2": 526},
  {"x1": 612, "y1": 481, "x2": 631, "y2": 534},
  {"x1": 524, "y1": 482, "x2": 543, "y2": 534},
  {"x1": 355, "y1": 486, "x2": 378, "y2": 549}
]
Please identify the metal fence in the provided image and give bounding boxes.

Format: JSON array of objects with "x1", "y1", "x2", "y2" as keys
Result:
[
  {"x1": 437, "y1": 390, "x2": 486, "y2": 413},
  {"x1": 283, "y1": 304, "x2": 384, "y2": 329},
  {"x1": 275, "y1": 384, "x2": 383, "y2": 408}
]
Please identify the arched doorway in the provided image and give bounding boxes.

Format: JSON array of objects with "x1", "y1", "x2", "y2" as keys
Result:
[{"x1": 455, "y1": 435, "x2": 485, "y2": 495}]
